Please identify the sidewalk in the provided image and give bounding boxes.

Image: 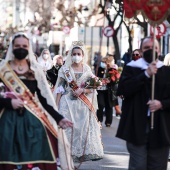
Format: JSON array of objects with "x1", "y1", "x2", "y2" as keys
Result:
[
  {"x1": 76, "y1": 116, "x2": 129, "y2": 170},
  {"x1": 76, "y1": 115, "x2": 170, "y2": 170}
]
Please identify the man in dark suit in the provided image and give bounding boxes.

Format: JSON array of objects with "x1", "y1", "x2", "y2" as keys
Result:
[{"x1": 116, "y1": 37, "x2": 170, "y2": 169}]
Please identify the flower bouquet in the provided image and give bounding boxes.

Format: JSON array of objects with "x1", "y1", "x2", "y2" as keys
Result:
[
  {"x1": 106, "y1": 69, "x2": 120, "y2": 84},
  {"x1": 82, "y1": 76, "x2": 103, "y2": 89}
]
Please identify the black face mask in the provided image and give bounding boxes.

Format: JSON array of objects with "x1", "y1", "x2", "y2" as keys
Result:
[
  {"x1": 55, "y1": 64, "x2": 62, "y2": 69},
  {"x1": 13, "y1": 48, "x2": 28, "y2": 60},
  {"x1": 143, "y1": 49, "x2": 158, "y2": 63}
]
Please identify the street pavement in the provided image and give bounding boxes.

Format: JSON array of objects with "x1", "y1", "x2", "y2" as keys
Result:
[{"x1": 75, "y1": 114, "x2": 170, "y2": 170}]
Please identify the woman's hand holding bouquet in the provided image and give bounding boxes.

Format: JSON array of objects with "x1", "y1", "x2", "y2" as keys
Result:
[{"x1": 84, "y1": 76, "x2": 103, "y2": 89}]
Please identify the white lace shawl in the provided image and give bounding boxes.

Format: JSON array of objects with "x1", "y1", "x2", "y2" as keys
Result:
[
  {"x1": 0, "y1": 32, "x2": 59, "y2": 133},
  {"x1": 53, "y1": 64, "x2": 98, "y2": 111},
  {"x1": 0, "y1": 32, "x2": 75, "y2": 170}
]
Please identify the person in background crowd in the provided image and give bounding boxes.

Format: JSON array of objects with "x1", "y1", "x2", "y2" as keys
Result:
[
  {"x1": 106, "y1": 55, "x2": 122, "y2": 117},
  {"x1": 94, "y1": 51, "x2": 102, "y2": 75},
  {"x1": 122, "y1": 48, "x2": 131, "y2": 65},
  {"x1": 96, "y1": 55, "x2": 121, "y2": 127},
  {"x1": 35, "y1": 40, "x2": 40, "y2": 57},
  {"x1": 96, "y1": 57, "x2": 110, "y2": 126},
  {"x1": 93, "y1": 52, "x2": 99, "y2": 73},
  {"x1": 164, "y1": 53, "x2": 170, "y2": 66},
  {"x1": 132, "y1": 49, "x2": 142, "y2": 61},
  {"x1": 0, "y1": 32, "x2": 73, "y2": 170},
  {"x1": 37, "y1": 49, "x2": 53, "y2": 72},
  {"x1": 46, "y1": 55, "x2": 64, "y2": 90},
  {"x1": 53, "y1": 41, "x2": 104, "y2": 163},
  {"x1": 116, "y1": 36, "x2": 170, "y2": 170}
]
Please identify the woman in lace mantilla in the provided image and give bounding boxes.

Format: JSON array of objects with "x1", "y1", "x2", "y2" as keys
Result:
[
  {"x1": 53, "y1": 41, "x2": 104, "y2": 163},
  {"x1": 0, "y1": 32, "x2": 73, "y2": 170},
  {"x1": 37, "y1": 49, "x2": 53, "y2": 72}
]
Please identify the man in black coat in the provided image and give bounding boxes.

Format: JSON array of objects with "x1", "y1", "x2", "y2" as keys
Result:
[{"x1": 116, "y1": 37, "x2": 170, "y2": 170}]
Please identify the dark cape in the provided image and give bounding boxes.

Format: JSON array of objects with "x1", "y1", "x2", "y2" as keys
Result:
[{"x1": 116, "y1": 65, "x2": 170, "y2": 148}]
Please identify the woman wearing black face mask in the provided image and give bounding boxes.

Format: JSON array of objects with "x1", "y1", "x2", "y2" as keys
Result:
[
  {"x1": 13, "y1": 48, "x2": 28, "y2": 60},
  {"x1": 10, "y1": 35, "x2": 30, "y2": 73},
  {"x1": 0, "y1": 32, "x2": 73, "y2": 170}
]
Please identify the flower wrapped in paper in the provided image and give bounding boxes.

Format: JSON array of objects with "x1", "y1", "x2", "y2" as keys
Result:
[{"x1": 83, "y1": 76, "x2": 103, "y2": 89}]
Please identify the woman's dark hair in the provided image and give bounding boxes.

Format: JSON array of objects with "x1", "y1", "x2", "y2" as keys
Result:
[
  {"x1": 72, "y1": 47, "x2": 84, "y2": 55},
  {"x1": 12, "y1": 34, "x2": 29, "y2": 45}
]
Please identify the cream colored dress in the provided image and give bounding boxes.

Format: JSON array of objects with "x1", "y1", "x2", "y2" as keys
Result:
[{"x1": 54, "y1": 64, "x2": 104, "y2": 162}]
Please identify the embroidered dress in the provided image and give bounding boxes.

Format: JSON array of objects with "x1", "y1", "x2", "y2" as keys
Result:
[
  {"x1": 0, "y1": 71, "x2": 61, "y2": 170},
  {"x1": 0, "y1": 32, "x2": 74, "y2": 170},
  {"x1": 54, "y1": 64, "x2": 104, "y2": 162}
]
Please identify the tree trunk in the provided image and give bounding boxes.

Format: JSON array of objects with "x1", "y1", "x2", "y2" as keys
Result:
[{"x1": 112, "y1": 32, "x2": 120, "y2": 63}]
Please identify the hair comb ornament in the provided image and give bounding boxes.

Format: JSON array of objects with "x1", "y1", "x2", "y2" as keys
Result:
[{"x1": 72, "y1": 41, "x2": 84, "y2": 47}]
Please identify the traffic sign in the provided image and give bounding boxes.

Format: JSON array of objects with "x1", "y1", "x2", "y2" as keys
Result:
[
  {"x1": 150, "y1": 23, "x2": 166, "y2": 38},
  {"x1": 103, "y1": 26, "x2": 114, "y2": 37},
  {"x1": 63, "y1": 26, "x2": 70, "y2": 34}
]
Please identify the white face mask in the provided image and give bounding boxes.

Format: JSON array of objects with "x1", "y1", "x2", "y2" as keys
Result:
[
  {"x1": 43, "y1": 54, "x2": 49, "y2": 60},
  {"x1": 72, "y1": 55, "x2": 83, "y2": 63}
]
